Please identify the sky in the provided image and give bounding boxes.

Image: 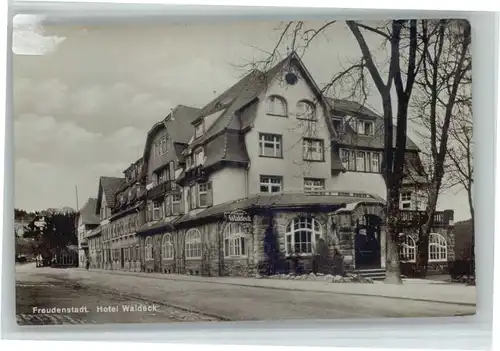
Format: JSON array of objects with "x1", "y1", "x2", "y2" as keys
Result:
[{"x1": 12, "y1": 15, "x2": 472, "y2": 221}]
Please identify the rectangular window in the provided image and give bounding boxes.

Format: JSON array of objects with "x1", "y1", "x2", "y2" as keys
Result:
[
  {"x1": 340, "y1": 149, "x2": 349, "y2": 169},
  {"x1": 198, "y1": 183, "x2": 208, "y2": 207},
  {"x1": 153, "y1": 201, "x2": 162, "y2": 221},
  {"x1": 304, "y1": 178, "x2": 325, "y2": 193},
  {"x1": 195, "y1": 121, "x2": 204, "y2": 138},
  {"x1": 356, "y1": 151, "x2": 366, "y2": 172},
  {"x1": 303, "y1": 138, "x2": 324, "y2": 161},
  {"x1": 195, "y1": 148, "x2": 205, "y2": 166},
  {"x1": 401, "y1": 191, "x2": 413, "y2": 209},
  {"x1": 349, "y1": 150, "x2": 356, "y2": 170},
  {"x1": 172, "y1": 194, "x2": 181, "y2": 214},
  {"x1": 259, "y1": 133, "x2": 282, "y2": 158},
  {"x1": 260, "y1": 175, "x2": 282, "y2": 193},
  {"x1": 356, "y1": 120, "x2": 374, "y2": 136}
]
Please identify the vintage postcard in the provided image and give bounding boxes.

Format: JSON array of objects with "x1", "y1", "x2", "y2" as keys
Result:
[{"x1": 13, "y1": 16, "x2": 475, "y2": 325}]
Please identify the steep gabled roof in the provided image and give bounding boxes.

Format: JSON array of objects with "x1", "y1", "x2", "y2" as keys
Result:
[
  {"x1": 78, "y1": 198, "x2": 100, "y2": 225},
  {"x1": 96, "y1": 176, "x2": 125, "y2": 212},
  {"x1": 189, "y1": 52, "x2": 336, "y2": 149},
  {"x1": 328, "y1": 97, "x2": 420, "y2": 151},
  {"x1": 140, "y1": 104, "x2": 201, "y2": 178}
]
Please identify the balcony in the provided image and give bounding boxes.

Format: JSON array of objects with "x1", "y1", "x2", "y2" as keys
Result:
[
  {"x1": 399, "y1": 210, "x2": 453, "y2": 226},
  {"x1": 147, "y1": 180, "x2": 176, "y2": 199}
]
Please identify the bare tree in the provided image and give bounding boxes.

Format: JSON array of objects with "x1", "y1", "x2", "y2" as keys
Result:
[
  {"x1": 410, "y1": 19, "x2": 472, "y2": 275},
  {"x1": 241, "y1": 20, "x2": 423, "y2": 284}
]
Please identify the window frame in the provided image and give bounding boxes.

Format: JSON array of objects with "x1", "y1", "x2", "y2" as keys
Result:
[
  {"x1": 260, "y1": 175, "x2": 283, "y2": 193},
  {"x1": 152, "y1": 201, "x2": 162, "y2": 221},
  {"x1": 185, "y1": 229, "x2": 202, "y2": 259},
  {"x1": 194, "y1": 121, "x2": 205, "y2": 139},
  {"x1": 429, "y1": 233, "x2": 448, "y2": 262},
  {"x1": 401, "y1": 191, "x2": 413, "y2": 210},
  {"x1": 266, "y1": 95, "x2": 288, "y2": 117},
  {"x1": 399, "y1": 234, "x2": 416, "y2": 263},
  {"x1": 194, "y1": 147, "x2": 205, "y2": 166},
  {"x1": 296, "y1": 100, "x2": 317, "y2": 121},
  {"x1": 145, "y1": 237, "x2": 153, "y2": 261},
  {"x1": 302, "y1": 138, "x2": 325, "y2": 162},
  {"x1": 223, "y1": 223, "x2": 248, "y2": 258},
  {"x1": 259, "y1": 133, "x2": 283, "y2": 158},
  {"x1": 304, "y1": 178, "x2": 325, "y2": 194},
  {"x1": 172, "y1": 194, "x2": 181, "y2": 214},
  {"x1": 161, "y1": 234, "x2": 174, "y2": 260},
  {"x1": 285, "y1": 216, "x2": 322, "y2": 256}
]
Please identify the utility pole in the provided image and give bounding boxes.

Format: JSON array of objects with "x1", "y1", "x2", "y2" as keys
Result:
[{"x1": 75, "y1": 185, "x2": 79, "y2": 211}]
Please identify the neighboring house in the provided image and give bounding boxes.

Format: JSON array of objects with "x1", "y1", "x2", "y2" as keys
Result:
[
  {"x1": 92, "y1": 52, "x2": 455, "y2": 278},
  {"x1": 75, "y1": 198, "x2": 100, "y2": 267},
  {"x1": 105, "y1": 158, "x2": 145, "y2": 271},
  {"x1": 92, "y1": 176, "x2": 125, "y2": 269},
  {"x1": 452, "y1": 219, "x2": 474, "y2": 261}
]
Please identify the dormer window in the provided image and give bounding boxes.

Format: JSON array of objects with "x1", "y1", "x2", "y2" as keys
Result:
[
  {"x1": 357, "y1": 120, "x2": 374, "y2": 136},
  {"x1": 195, "y1": 147, "x2": 205, "y2": 166},
  {"x1": 267, "y1": 95, "x2": 287, "y2": 117},
  {"x1": 296, "y1": 100, "x2": 316, "y2": 120},
  {"x1": 155, "y1": 136, "x2": 168, "y2": 158},
  {"x1": 194, "y1": 121, "x2": 205, "y2": 138}
]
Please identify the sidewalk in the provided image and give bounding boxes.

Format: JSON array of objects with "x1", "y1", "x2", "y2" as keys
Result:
[{"x1": 77, "y1": 268, "x2": 476, "y2": 306}]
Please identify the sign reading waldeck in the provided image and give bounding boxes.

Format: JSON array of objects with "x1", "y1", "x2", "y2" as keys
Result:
[{"x1": 224, "y1": 209, "x2": 252, "y2": 223}]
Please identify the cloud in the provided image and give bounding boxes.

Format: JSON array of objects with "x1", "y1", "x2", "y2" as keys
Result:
[
  {"x1": 14, "y1": 114, "x2": 144, "y2": 170},
  {"x1": 13, "y1": 15, "x2": 66, "y2": 55}
]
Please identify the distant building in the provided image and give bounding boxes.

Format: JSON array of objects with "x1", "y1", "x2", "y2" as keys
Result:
[{"x1": 75, "y1": 198, "x2": 100, "y2": 267}]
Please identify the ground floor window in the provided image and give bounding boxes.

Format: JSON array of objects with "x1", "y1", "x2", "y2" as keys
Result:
[
  {"x1": 285, "y1": 216, "x2": 322, "y2": 256},
  {"x1": 399, "y1": 234, "x2": 416, "y2": 262},
  {"x1": 429, "y1": 233, "x2": 448, "y2": 261},
  {"x1": 162, "y1": 234, "x2": 174, "y2": 259},
  {"x1": 223, "y1": 223, "x2": 247, "y2": 257},
  {"x1": 135, "y1": 244, "x2": 140, "y2": 261},
  {"x1": 185, "y1": 229, "x2": 202, "y2": 259},
  {"x1": 145, "y1": 237, "x2": 153, "y2": 261}
]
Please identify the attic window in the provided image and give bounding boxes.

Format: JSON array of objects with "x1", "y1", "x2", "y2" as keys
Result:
[
  {"x1": 194, "y1": 121, "x2": 205, "y2": 138},
  {"x1": 267, "y1": 95, "x2": 288, "y2": 117},
  {"x1": 357, "y1": 120, "x2": 374, "y2": 136},
  {"x1": 296, "y1": 100, "x2": 316, "y2": 120}
]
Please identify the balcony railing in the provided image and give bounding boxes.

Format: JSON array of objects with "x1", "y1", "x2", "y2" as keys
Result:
[
  {"x1": 147, "y1": 180, "x2": 176, "y2": 199},
  {"x1": 399, "y1": 210, "x2": 451, "y2": 225}
]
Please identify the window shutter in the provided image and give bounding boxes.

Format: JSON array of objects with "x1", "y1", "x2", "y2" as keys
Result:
[
  {"x1": 195, "y1": 185, "x2": 200, "y2": 208},
  {"x1": 166, "y1": 195, "x2": 172, "y2": 216},
  {"x1": 187, "y1": 188, "x2": 191, "y2": 211},
  {"x1": 207, "y1": 181, "x2": 213, "y2": 207}
]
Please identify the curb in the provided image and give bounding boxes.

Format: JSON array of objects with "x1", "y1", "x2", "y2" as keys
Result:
[{"x1": 73, "y1": 268, "x2": 476, "y2": 308}]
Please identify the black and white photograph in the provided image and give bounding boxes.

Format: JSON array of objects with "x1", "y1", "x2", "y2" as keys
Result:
[{"x1": 13, "y1": 16, "x2": 475, "y2": 325}]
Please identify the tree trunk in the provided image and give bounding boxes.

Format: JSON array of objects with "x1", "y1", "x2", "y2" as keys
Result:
[
  {"x1": 384, "y1": 186, "x2": 403, "y2": 284},
  {"x1": 417, "y1": 184, "x2": 439, "y2": 277}
]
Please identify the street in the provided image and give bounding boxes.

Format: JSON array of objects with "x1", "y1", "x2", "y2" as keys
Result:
[{"x1": 16, "y1": 263, "x2": 475, "y2": 325}]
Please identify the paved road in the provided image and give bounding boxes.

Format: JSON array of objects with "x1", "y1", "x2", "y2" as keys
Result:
[
  {"x1": 16, "y1": 263, "x2": 475, "y2": 324},
  {"x1": 16, "y1": 264, "x2": 218, "y2": 325}
]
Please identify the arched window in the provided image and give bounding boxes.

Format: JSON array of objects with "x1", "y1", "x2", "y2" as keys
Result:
[
  {"x1": 145, "y1": 237, "x2": 153, "y2": 261},
  {"x1": 296, "y1": 100, "x2": 316, "y2": 120},
  {"x1": 267, "y1": 95, "x2": 287, "y2": 116},
  {"x1": 285, "y1": 216, "x2": 322, "y2": 256},
  {"x1": 399, "y1": 234, "x2": 416, "y2": 262},
  {"x1": 185, "y1": 229, "x2": 202, "y2": 259},
  {"x1": 162, "y1": 234, "x2": 174, "y2": 259},
  {"x1": 223, "y1": 223, "x2": 247, "y2": 257},
  {"x1": 429, "y1": 233, "x2": 447, "y2": 262}
]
